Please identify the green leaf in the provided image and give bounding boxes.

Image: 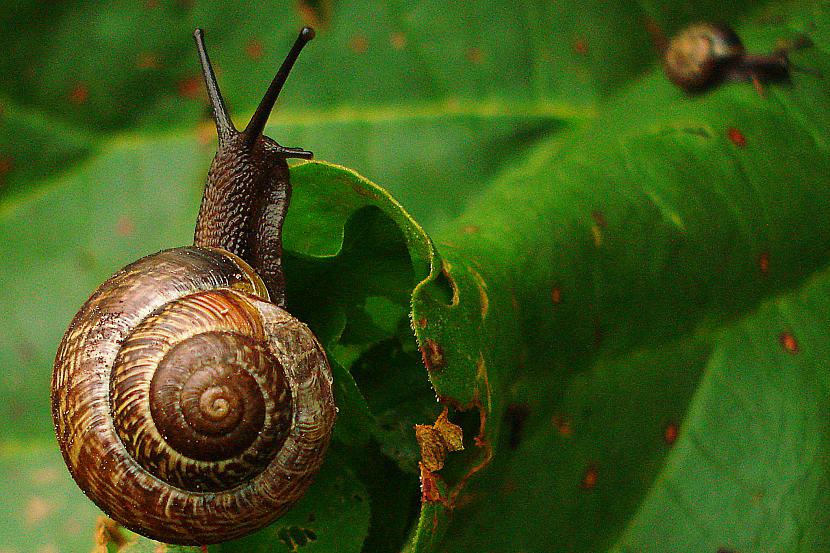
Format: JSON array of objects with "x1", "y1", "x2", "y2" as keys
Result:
[
  {"x1": 431, "y1": 3, "x2": 830, "y2": 552},
  {"x1": 0, "y1": 443, "x2": 102, "y2": 553},
  {"x1": 2, "y1": 0, "x2": 830, "y2": 552},
  {"x1": 1, "y1": 1, "x2": 756, "y2": 226}
]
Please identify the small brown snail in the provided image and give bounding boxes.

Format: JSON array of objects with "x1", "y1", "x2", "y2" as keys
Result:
[
  {"x1": 663, "y1": 22, "x2": 798, "y2": 92},
  {"x1": 51, "y1": 27, "x2": 336, "y2": 545}
]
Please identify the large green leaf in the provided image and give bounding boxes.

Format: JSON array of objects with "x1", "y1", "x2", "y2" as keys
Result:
[
  {"x1": 0, "y1": 1, "x2": 760, "y2": 224},
  {"x1": 433, "y1": 4, "x2": 830, "y2": 552},
  {"x1": 1, "y1": 0, "x2": 829, "y2": 552}
]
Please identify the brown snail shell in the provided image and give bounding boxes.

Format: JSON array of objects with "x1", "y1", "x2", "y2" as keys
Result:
[
  {"x1": 52, "y1": 247, "x2": 335, "y2": 544},
  {"x1": 663, "y1": 23, "x2": 746, "y2": 91}
]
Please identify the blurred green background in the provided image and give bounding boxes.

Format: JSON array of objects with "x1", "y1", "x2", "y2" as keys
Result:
[{"x1": 2, "y1": 1, "x2": 830, "y2": 552}]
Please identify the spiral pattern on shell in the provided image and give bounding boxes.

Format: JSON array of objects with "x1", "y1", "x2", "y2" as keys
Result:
[{"x1": 52, "y1": 247, "x2": 336, "y2": 545}]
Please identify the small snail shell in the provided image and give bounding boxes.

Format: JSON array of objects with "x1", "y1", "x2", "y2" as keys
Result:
[
  {"x1": 52, "y1": 27, "x2": 334, "y2": 545},
  {"x1": 664, "y1": 23, "x2": 746, "y2": 91},
  {"x1": 53, "y1": 248, "x2": 334, "y2": 544},
  {"x1": 664, "y1": 22, "x2": 791, "y2": 92}
]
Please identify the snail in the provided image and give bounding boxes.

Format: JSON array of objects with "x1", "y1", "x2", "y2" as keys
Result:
[
  {"x1": 51, "y1": 27, "x2": 336, "y2": 545},
  {"x1": 663, "y1": 22, "x2": 804, "y2": 93}
]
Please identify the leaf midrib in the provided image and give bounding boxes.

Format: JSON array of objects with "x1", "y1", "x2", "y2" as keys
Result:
[{"x1": 0, "y1": 97, "x2": 597, "y2": 216}]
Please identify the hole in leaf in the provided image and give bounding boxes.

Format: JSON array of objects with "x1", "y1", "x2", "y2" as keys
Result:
[
  {"x1": 435, "y1": 406, "x2": 483, "y2": 487},
  {"x1": 277, "y1": 526, "x2": 317, "y2": 551}
]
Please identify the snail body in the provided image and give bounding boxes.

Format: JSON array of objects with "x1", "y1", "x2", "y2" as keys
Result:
[
  {"x1": 52, "y1": 28, "x2": 334, "y2": 545},
  {"x1": 664, "y1": 22, "x2": 791, "y2": 92}
]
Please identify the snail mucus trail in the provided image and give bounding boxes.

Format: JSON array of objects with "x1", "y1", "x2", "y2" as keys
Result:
[{"x1": 51, "y1": 27, "x2": 337, "y2": 545}]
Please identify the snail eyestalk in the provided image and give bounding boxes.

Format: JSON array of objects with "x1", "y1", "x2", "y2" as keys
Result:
[
  {"x1": 243, "y1": 27, "x2": 315, "y2": 151},
  {"x1": 193, "y1": 28, "x2": 235, "y2": 143}
]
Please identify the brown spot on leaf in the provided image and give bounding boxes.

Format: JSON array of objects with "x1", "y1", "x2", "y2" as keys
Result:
[
  {"x1": 462, "y1": 224, "x2": 479, "y2": 234},
  {"x1": 178, "y1": 76, "x2": 202, "y2": 99},
  {"x1": 759, "y1": 252, "x2": 770, "y2": 275},
  {"x1": 466, "y1": 47, "x2": 483, "y2": 64},
  {"x1": 68, "y1": 83, "x2": 88, "y2": 105},
  {"x1": 145, "y1": 0, "x2": 159, "y2": 7},
  {"x1": 349, "y1": 35, "x2": 368, "y2": 54},
  {"x1": 580, "y1": 464, "x2": 599, "y2": 489},
  {"x1": 31, "y1": 467, "x2": 59, "y2": 486},
  {"x1": 390, "y1": 32, "x2": 407, "y2": 50},
  {"x1": 664, "y1": 422, "x2": 679, "y2": 445},
  {"x1": 420, "y1": 339, "x2": 446, "y2": 373},
  {"x1": 415, "y1": 407, "x2": 464, "y2": 472},
  {"x1": 136, "y1": 52, "x2": 161, "y2": 70},
  {"x1": 573, "y1": 38, "x2": 588, "y2": 55},
  {"x1": 727, "y1": 127, "x2": 746, "y2": 148},
  {"x1": 25, "y1": 497, "x2": 56, "y2": 526},
  {"x1": 552, "y1": 414, "x2": 573, "y2": 437},
  {"x1": 505, "y1": 403, "x2": 530, "y2": 450},
  {"x1": 779, "y1": 331, "x2": 798, "y2": 354},
  {"x1": 591, "y1": 210, "x2": 607, "y2": 228},
  {"x1": 417, "y1": 317, "x2": 427, "y2": 329},
  {"x1": 246, "y1": 39, "x2": 264, "y2": 60},
  {"x1": 116, "y1": 216, "x2": 134, "y2": 237},
  {"x1": 551, "y1": 286, "x2": 562, "y2": 305}
]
